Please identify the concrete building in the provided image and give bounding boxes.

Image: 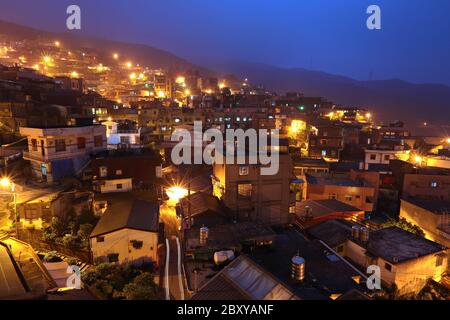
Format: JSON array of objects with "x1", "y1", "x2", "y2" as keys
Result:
[
  {"x1": 20, "y1": 124, "x2": 106, "y2": 183},
  {"x1": 364, "y1": 144, "x2": 410, "y2": 171},
  {"x1": 400, "y1": 198, "x2": 450, "y2": 248},
  {"x1": 212, "y1": 152, "x2": 297, "y2": 225},
  {"x1": 305, "y1": 173, "x2": 376, "y2": 212},
  {"x1": 308, "y1": 124, "x2": 343, "y2": 161},
  {"x1": 90, "y1": 193, "x2": 160, "y2": 265},
  {"x1": 345, "y1": 227, "x2": 448, "y2": 296},
  {"x1": 309, "y1": 221, "x2": 448, "y2": 296},
  {"x1": 90, "y1": 148, "x2": 162, "y2": 193}
]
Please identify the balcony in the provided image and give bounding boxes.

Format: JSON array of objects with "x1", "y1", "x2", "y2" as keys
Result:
[{"x1": 23, "y1": 149, "x2": 88, "y2": 162}]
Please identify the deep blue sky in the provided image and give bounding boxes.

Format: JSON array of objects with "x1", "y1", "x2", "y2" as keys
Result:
[{"x1": 1, "y1": 0, "x2": 450, "y2": 85}]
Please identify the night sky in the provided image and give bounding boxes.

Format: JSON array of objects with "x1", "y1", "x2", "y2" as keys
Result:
[{"x1": 1, "y1": 0, "x2": 450, "y2": 85}]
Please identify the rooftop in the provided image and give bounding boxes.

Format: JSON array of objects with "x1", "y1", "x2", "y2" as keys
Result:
[
  {"x1": 90, "y1": 192, "x2": 159, "y2": 237},
  {"x1": 306, "y1": 173, "x2": 368, "y2": 187},
  {"x1": 297, "y1": 199, "x2": 363, "y2": 219},
  {"x1": 364, "y1": 227, "x2": 447, "y2": 264},
  {"x1": 402, "y1": 198, "x2": 450, "y2": 215},
  {"x1": 307, "y1": 219, "x2": 357, "y2": 247}
]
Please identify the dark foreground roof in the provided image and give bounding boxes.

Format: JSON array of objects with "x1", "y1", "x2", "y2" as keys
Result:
[
  {"x1": 91, "y1": 195, "x2": 159, "y2": 237},
  {"x1": 307, "y1": 219, "x2": 356, "y2": 247}
]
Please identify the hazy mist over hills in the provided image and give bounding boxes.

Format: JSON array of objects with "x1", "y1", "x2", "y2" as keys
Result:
[{"x1": 1, "y1": 19, "x2": 449, "y2": 133}]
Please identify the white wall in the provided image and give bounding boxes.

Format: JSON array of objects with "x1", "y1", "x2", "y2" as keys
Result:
[{"x1": 90, "y1": 228, "x2": 159, "y2": 266}]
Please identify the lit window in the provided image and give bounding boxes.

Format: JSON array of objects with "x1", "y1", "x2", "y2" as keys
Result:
[
  {"x1": 99, "y1": 166, "x2": 108, "y2": 178},
  {"x1": 238, "y1": 184, "x2": 252, "y2": 197},
  {"x1": 436, "y1": 255, "x2": 444, "y2": 267},
  {"x1": 431, "y1": 181, "x2": 438, "y2": 188},
  {"x1": 289, "y1": 206, "x2": 296, "y2": 214},
  {"x1": 321, "y1": 150, "x2": 327, "y2": 157},
  {"x1": 239, "y1": 166, "x2": 249, "y2": 176},
  {"x1": 115, "y1": 170, "x2": 122, "y2": 176}
]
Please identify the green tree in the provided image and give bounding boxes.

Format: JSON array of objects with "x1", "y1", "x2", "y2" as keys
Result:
[
  {"x1": 382, "y1": 218, "x2": 425, "y2": 237},
  {"x1": 122, "y1": 273, "x2": 159, "y2": 300}
]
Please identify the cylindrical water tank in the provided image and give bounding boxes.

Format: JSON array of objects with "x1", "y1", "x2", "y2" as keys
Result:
[
  {"x1": 352, "y1": 226, "x2": 360, "y2": 240},
  {"x1": 360, "y1": 227, "x2": 370, "y2": 243},
  {"x1": 291, "y1": 255, "x2": 305, "y2": 282},
  {"x1": 200, "y1": 226, "x2": 209, "y2": 246}
]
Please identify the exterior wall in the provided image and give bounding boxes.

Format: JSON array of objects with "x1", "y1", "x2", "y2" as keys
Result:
[
  {"x1": 403, "y1": 174, "x2": 450, "y2": 201},
  {"x1": 212, "y1": 154, "x2": 296, "y2": 225},
  {"x1": 90, "y1": 228, "x2": 159, "y2": 266},
  {"x1": 345, "y1": 239, "x2": 448, "y2": 295},
  {"x1": 400, "y1": 200, "x2": 450, "y2": 248},
  {"x1": 20, "y1": 126, "x2": 106, "y2": 182},
  {"x1": 306, "y1": 183, "x2": 375, "y2": 212},
  {"x1": 364, "y1": 149, "x2": 409, "y2": 169},
  {"x1": 98, "y1": 178, "x2": 133, "y2": 194}
]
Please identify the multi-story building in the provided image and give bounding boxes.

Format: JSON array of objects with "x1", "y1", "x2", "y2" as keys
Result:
[
  {"x1": 20, "y1": 124, "x2": 106, "y2": 183},
  {"x1": 305, "y1": 172, "x2": 376, "y2": 212},
  {"x1": 400, "y1": 198, "x2": 450, "y2": 248},
  {"x1": 212, "y1": 149, "x2": 298, "y2": 225},
  {"x1": 309, "y1": 124, "x2": 343, "y2": 161}
]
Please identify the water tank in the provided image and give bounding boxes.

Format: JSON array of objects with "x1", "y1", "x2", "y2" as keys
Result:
[
  {"x1": 351, "y1": 226, "x2": 360, "y2": 239},
  {"x1": 200, "y1": 226, "x2": 209, "y2": 246},
  {"x1": 213, "y1": 250, "x2": 235, "y2": 265},
  {"x1": 360, "y1": 227, "x2": 370, "y2": 243},
  {"x1": 291, "y1": 255, "x2": 305, "y2": 282}
]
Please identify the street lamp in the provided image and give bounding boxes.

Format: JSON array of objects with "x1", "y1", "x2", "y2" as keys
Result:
[{"x1": 0, "y1": 178, "x2": 18, "y2": 237}]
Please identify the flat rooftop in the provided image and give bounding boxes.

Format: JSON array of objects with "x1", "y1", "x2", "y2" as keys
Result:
[
  {"x1": 402, "y1": 198, "x2": 450, "y2": 215},
  {"x1": 365, "y1": 227, "x2": 447, "y2": 264},
  {"x1": 306, "y1": 174, "x2": 367, "y2": 187}
]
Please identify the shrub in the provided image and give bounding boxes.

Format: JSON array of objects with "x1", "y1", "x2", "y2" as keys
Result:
[
  {"x1": 122, "y1": 273, "x2": 159, "y2": 300},
  {"x1": 43, "y1": 251, "x2": 63, "y2": 263}
]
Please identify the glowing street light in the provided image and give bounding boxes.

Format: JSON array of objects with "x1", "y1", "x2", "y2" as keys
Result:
[
  {"x1": 113, "y1": 53, "x2": 119, "y2": 60},
  {"x1": 446, "y1": 138, "x2": 450, "y2": 144},
  {"x1": 0, "y1": 177, "x2": 18, "y2": 236},
  {"x1": 54, "y1": 41, "x2": 60, "y2": 47},
  {"x1": 70, "y1": 71, "x2": 79, "y2": 78},
  {"x1": 0, "y1": 177, "x2": 11, "y2": 188},
  {"x1": 126, "y1": 61, "x2": 132, "y2": 68},
  {"x1": 166, "y1": 186, "x2": 188, "y2": 204}
]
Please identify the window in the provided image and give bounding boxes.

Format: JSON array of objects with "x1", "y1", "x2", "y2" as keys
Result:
[
  {"x1": 431, "y1": 181, "x2": 438, "y2": 188},
  {"x1": 385, "y1": 262, "x2": 392, "y2": 272},
  {"x1": 384, "y1": 154, "x2": 390, "y2": 161},
  {"x1": 289, "y1": 206, "x2": 296, "y2": 214},
  {"x1": 31, "y1": 139, "x2": 38, "y2": 151},
  {"x1": 329, "y1": 193, "x2": 337, "y2": 200},
  {"x1": 77, "y1": 137, "x2": 86, "y2": 149},
  {"x1": 336, "y1": 245, "x2": 344, "y2": 254},
  {"x1": 436, "y1": 255, "x2": 444, "y2": 267},
  {"x1": 238, "y1": 184, "x2": 252, "y2": 197},
  {"x1": 94, "y1": 135, "x2": 103, "y2": 147},
  {"x1": 131, "y1": 240, "x2": 143, "y2": 249},
  {"x1": 107, "y1": 253, "x2": 119, "y2": 263},
  {"x1": 239, "y1": 166, "x2": 249, "y2": 176},
  {"x1": 345, "y1": 195, "x2": 353, "y2": 201},
  {"x1": 320, "y1": 139, "x2": 327, "y2": 146},
  {"x1": 321, "y1": 150, "x2": 327, "y2": 157},
  {"x1": 115, "y1": 170, "x2": 122, "y2": 176},
  {"x1": 99, "y1": 166, "x2": 108, "y2": 178},
  {"x1": 55, "y1": 139, "x2": 66, "y2": 152},
  {"x1": 370, "y1": 154, "x2": 376, "y2": 160},
  {"x1": 116, "y1": 184, "x2": 123, "y2": 189},
  {"x1": 96, "y1": 236, "x2": 104, "y2": 243}
]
